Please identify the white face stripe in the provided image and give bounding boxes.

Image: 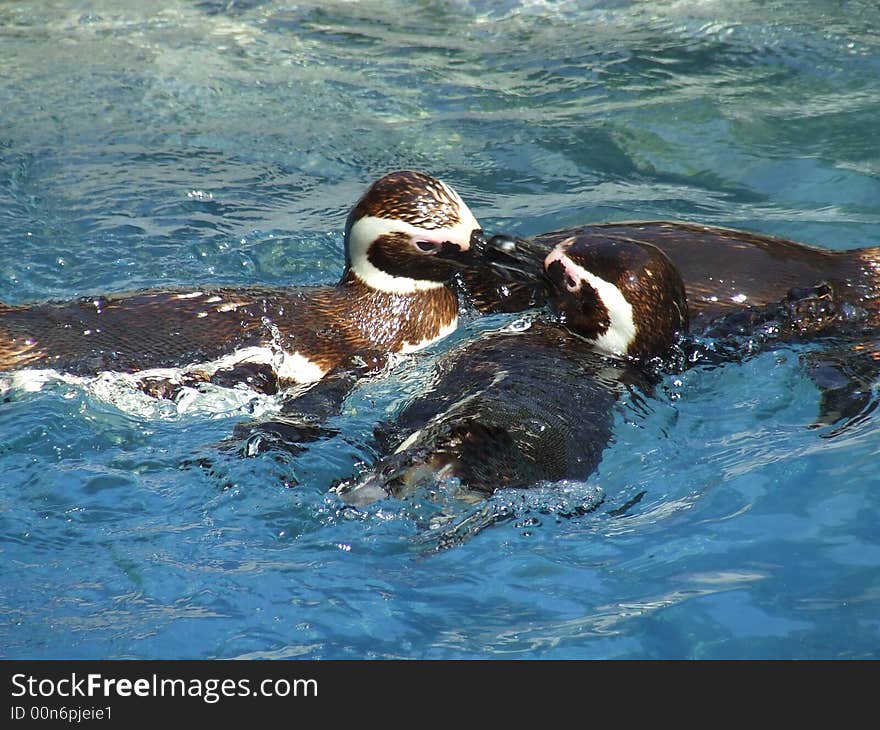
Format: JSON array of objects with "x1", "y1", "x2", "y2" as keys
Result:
[
  {"x1": 347, "y1": 216, "x2": 444, "y2": 293},
  {"x1": 545, "y1": 248, "x2": 637, "y2": 357},
  {"x1": 347, "y1": 195, "x2": 481, "y2": 295}
]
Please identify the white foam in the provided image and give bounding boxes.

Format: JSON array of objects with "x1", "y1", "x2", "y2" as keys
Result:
[
  {"x1": 2, "y1": 367, "x2": 280, "y2": 420},
  {"x1": 6, "y1": 368, "x2": 70, "y2": 394},
  {"x1": 3, "y1": 345, "x2": 327, "y2": 419}
]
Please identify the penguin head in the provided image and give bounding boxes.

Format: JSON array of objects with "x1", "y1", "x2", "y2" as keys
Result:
[
  {"x1": 343, "y1": 170, "x2": 484, "y2": 293},
  {"x1": 544, "y1": 236, "x2": 689, "y2": 359}
]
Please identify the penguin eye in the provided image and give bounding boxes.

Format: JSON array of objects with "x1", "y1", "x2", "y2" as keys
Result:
[{"x1": 414, "y1": 240, "x2": 439, "y2": 253}]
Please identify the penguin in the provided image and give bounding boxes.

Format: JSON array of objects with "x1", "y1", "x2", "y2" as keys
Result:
[
  {"x1": 462, "y1": 220, "x2": 880, "y2": 332},
  {"x1": 217, "y1": 214, "x2": 880, "y2": 463},
  {"x1": 477, "y1": 223, "x2": 880, "y2": 434},
  {"x1": 0, "y1": 170, "x2": 487, "y2": 398},
  {"x1": 332, "y1": 236, "x2": 689, "y2": 506}
]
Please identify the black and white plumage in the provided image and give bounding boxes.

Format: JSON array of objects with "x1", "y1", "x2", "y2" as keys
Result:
[
  {"x1": 540, "y1": 235, "x2": 688, "y2": 359},
  {"x1": 333, "y1": 237, "x2": 689, "y2": 505},
  {"x1": 0, "y1": 171, "x2": 484, "y2": 396},
  {"x1": 469, "y1": 220, "x2": 880, "y2": 333}
]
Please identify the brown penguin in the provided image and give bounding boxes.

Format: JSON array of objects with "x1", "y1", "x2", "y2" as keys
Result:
[
  {"x1": 462, "y1": 220, "x2": 880, "y2": 331},
  {"x1": 0, "y1": 171, "x2": 485, "y2": 396}
]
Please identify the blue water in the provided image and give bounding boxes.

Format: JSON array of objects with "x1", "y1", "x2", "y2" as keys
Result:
[{"x1": 1, "y1": 0, "x2": 879, "y2": 659}]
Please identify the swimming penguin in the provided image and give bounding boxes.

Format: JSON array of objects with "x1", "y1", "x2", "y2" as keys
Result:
[
  {"x1": 333, "y1": 236, "x2": 689, "y2": 506},
  {"x1": 479, "y1": 223, "x2": 880, "y2": 433},
  {"x1": 0, "y1": 171, "x2": 486, "y2": 397},
  {"x1": 465, "y1": 220, "x2": 880, "y2": 331}
]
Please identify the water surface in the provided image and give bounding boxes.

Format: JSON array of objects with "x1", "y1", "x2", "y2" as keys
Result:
[{"x1": 1, "y1": 0, "x2": 879, "y2": 659}]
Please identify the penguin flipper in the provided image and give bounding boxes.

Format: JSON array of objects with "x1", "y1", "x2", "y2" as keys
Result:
[
  {"x1": 698, "y1": 283, "x2": 846, "y2": 343},
  {"x1": 684, "y1": 283, "x2": 873, "y2": 373},
  {"x1": 412, "y1": 501, "x2": 517, "y2": 554},
  {"x1": 802, "y1": 344, "x2": 880, "y2": 438},
  {"x1": 225, "y1": 349, "x2": 389, "y2": 458}
]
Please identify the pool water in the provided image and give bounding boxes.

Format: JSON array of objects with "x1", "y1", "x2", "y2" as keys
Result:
[{"x1": 1, "y1": 0, "x2": 878, "y2": 659}]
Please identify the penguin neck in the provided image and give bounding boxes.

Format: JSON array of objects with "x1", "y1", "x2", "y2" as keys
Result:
[{"x1": 337, "y1": 269, "x2": 459, "y2": 353}]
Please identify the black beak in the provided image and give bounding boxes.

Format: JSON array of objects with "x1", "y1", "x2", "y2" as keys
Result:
[
  {"x1": 478, "y1": 232, "x2": 550, "y2": 286},
  {"x1": 433, "y1": 229, "x2": 496, "y2": 269},
  {"x1": 470, "y1": 228, "x2": 491, "y2": 250},
  {"x1": 435, "y1": 229, "x2": 552, "y2": 291},
  {"x1": 435, "y1": 238, "x2": 479, "y2": 268}
]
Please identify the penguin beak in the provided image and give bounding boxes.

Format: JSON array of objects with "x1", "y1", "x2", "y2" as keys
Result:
[
  {"x1": 479, "y1": 233, "x2": 550, "y2": 286},
  {"x1": 469, "y1": 228, "x2": 490, "y2": 250},
  {"x1": 434, "y1": 230, "x2": 552, "y2": 293},
  {"x1": 431, "y1": 229, "x2": 487, "y2": 268}
]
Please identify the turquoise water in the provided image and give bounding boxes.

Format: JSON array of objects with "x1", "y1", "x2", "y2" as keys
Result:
[{"x1": 1, "y1": 0, "x2": 879, "y2": 659}]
